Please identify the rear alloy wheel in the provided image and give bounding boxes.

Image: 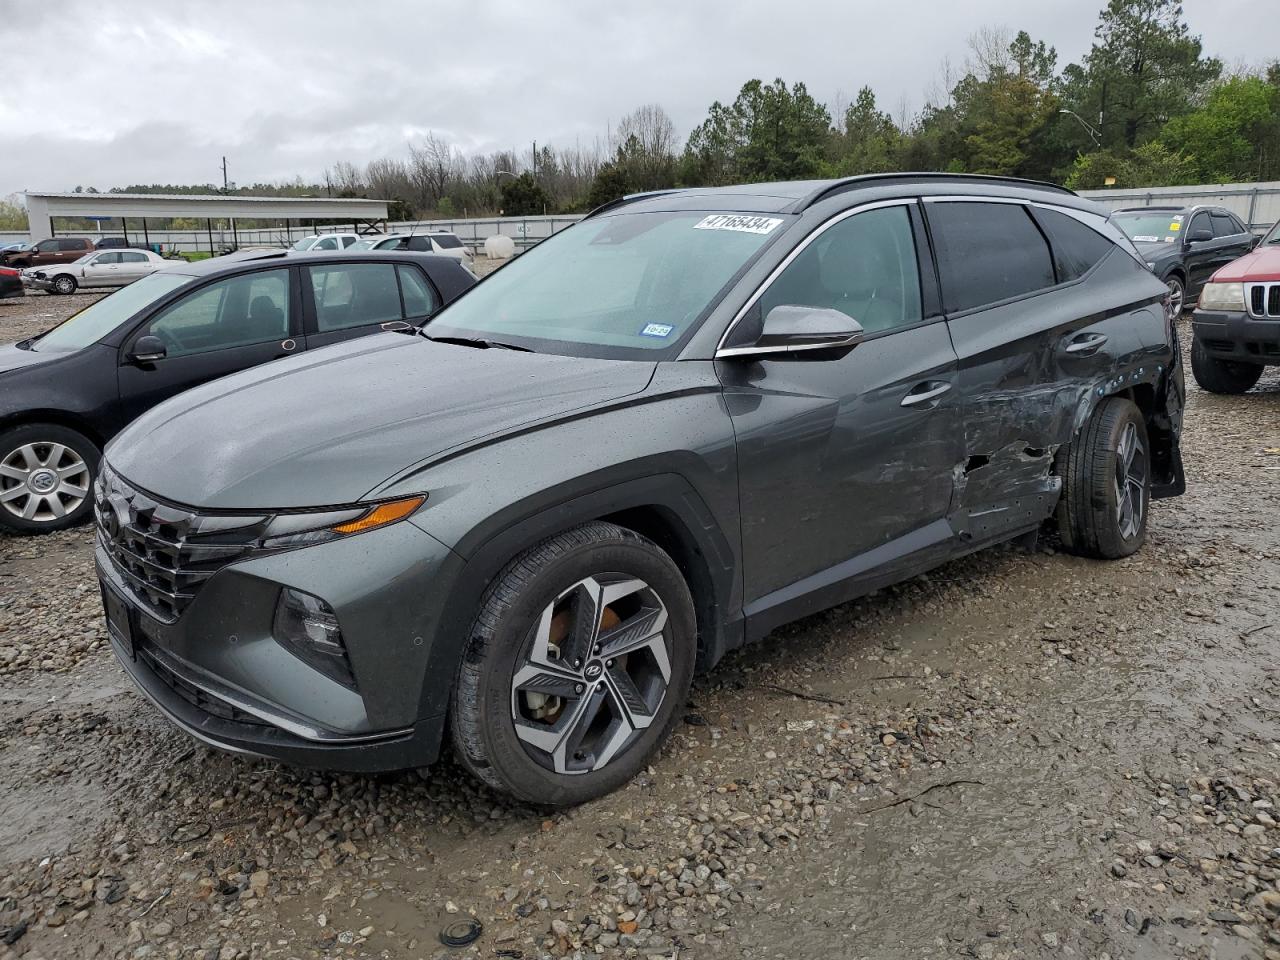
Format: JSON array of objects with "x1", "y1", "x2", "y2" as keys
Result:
[
  {"x1": 0, "y1": 424, "x2": 99, "y2": 534},
  {"x1": 451, "y1": 522, "x2": 696, "y2": 806},
  {"x1": 1056, "y1": 397, "x2": 1150, "y2": 559},
  {"x1": 1190, "y1": 337, "x2": 1263, "y2": 394},
  {"x1": 51, "y1": 275, "x2": 77, "y2": 295},
  {"x1": 1165, "y1": 275, "x2": 1185, "y2": 318}
]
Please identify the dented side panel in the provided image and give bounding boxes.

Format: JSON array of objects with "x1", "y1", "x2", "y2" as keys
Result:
[{"x1": 944, "y1": 250, "x2": 1173, "y2": 537}]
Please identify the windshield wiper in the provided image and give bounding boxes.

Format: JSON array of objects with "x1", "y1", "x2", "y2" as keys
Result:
[{"x1": 423, "y1": 333, "x2": 533, "y2": 353}]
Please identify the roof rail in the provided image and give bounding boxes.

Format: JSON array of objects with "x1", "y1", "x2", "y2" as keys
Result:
[
  {"x1": 584, "y1": 189, "x2": 687, "y2": 219},
  {"x1": 801, "y1": 172, "x2": 1075, "y2": 209}
]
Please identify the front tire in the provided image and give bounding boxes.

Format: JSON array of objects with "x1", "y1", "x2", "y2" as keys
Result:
[
  {"x1": 0, "y1": 423, "x2": 100, "y2": 535},
  {"x1": 1056, "y1": 397, "x2": 1150, "y2": 559},
  {"x1": 51, "y1": 274, "x2": 77, "y2": 295},
  {"x1": 450, "y1": 521, "x2": 696, "y2": 807},
  {"x1": 1165, "y1": 275, "x2": 1185, "y2": 317},
  {"x1": 1190, "y1": 338, "x2": 1263, "y2": 394}
]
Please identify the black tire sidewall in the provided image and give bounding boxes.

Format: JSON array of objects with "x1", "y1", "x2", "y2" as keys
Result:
[
  {"x1": 458, "y1": 532, "x2": 695, "y2": 807},
  {"x1": 0, "y1": 423, "x2": 100, "y2": 534},
  {"x1": 1091, "y1": 400, "x2": 1150, "y2": 559},
  {"x1": 1191, "y1": 337, "x2": 1263, "y2": 394}
]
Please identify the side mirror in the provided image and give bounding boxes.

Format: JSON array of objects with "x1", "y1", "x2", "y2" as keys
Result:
[
  {"x1": 718, "y1": 305, "x2": 864, "y2": 359},
  {"x1": 129, "y1": 335, "x2": 167, "y2": 364},
  {"x1": 1186, "y1": 228, "x2": 1213, "y2": 244}
]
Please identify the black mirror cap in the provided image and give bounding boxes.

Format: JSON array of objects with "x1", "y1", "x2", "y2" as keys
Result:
[
  {"x1": 718, "y1": 305, "x2": 865, "y2": 360},
  {"x1": 129, "y1": 335, "x2": 167, "y2": 363}
]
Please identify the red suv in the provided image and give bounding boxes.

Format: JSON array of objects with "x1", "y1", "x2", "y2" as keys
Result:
[
  {"x1": 1, "y1": 237, "x2": 95, "y2": 269},
  {"x1": 1190, "y1": 220, "x2": 1280, "y2": 393}
]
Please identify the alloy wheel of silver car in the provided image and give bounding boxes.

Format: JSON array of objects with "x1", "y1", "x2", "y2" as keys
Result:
[
  {"x1": 53, "y1": 275, "x2": 76, "y2": 295},
  {"x1": 511, "y1": 574, "x2": 671, "y2": 775},
  {"x1": 0, "y1": 441, "x2": 91, "y2": 523},
  {"x1": 1113, "y1": 420, "x2": 1147, "y2": 541}
]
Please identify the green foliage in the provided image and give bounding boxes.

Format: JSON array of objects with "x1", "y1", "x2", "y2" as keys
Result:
[
  {"x1": 585, "y1": 161, "x2": 635, "y2": 210},
  {"x1": 831, "y1": 87, "x2": 900, "y2": 175},
  {"x1": 1161, "y1": 76, "x2": 1280, "y2": 182},
  {"x1": 0, "y1": 195, "x2": 28, "y2": 230},
  {"x1": 682, "y1": 78, "x2": 831, "y2": 185},
  {"x1": 500, "y1": 173, "x2": 550, "y2": 216},
  {"x1": 1065, "y1": 141, "x2": 1197, "y2": 188}
]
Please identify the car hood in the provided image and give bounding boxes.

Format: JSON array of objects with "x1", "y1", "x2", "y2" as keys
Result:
[
  {"x1": 106, "y1": 334, "x2": 658, "y2": 510},
  {"x1": 1212, "y1": 244, "x2": 1280, "y2": 282},
  {"x1": 0, "y1": 342, "x2": 60, "y2": 373}
]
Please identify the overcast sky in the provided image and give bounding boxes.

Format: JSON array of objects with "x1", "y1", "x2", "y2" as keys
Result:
[{"x1": 0, "y1": 0, "x2": 1270, "y2": 199}]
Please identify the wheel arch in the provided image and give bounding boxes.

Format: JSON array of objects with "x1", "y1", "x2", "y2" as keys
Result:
[
  {"x1": 0, "y1": 410, "x2": 106, "y2": 449},
  {"x1": 416, "y1": 473, "x2": 740, "y2": 726}
]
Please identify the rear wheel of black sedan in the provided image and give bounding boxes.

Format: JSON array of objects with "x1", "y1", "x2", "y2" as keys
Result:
[
  {"x1": 1055, "y1": 397, "x2": 1150, "y2": 560},
  {"x1": 1190, "y1": 338, "x2": 1263, "y2": 395},
  {"x1": 450, "y1": 521, "x2": 696, "y2": 807},
  {"x1": 0, "y1": 423, "x2": 99, "y2": 535}
]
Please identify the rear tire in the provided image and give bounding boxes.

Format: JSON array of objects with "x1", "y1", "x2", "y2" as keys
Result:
[
  {"x1": 0, "y1": 423, "x2": 100, "y2": 535},
  {"x1": 1191, "y1": 337, "x2": 1262, "y2": 394},
  {"x1": 1056, "y1": 397, "x2": 1150, "y2": 559},
  {"x1": 450, "y1": 521, "x2": 696, "y2": 807}
]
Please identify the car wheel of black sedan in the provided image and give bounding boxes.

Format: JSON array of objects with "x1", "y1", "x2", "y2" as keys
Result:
[
  {"x1": 1190, "y1": 338, "x2": 1263, "y2": 395},
  {"x1": 1056, "y1": 397, "x2": 1150, "y2": 559},
  {"x1": 451, "y1": 521, "x2": 696, "y2": 807},
  {"x1": 0, "y1": 423, "x2": 99, "y2": 534}
]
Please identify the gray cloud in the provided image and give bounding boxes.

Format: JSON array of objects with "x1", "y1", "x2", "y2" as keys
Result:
[{"x1": 0, "y1": 0, "x2": 1270, "y2": 197}]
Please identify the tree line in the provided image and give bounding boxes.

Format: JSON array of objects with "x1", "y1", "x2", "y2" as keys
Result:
[{"x1": 4, "y1": 0, "x2": 1277, "y2": 230}]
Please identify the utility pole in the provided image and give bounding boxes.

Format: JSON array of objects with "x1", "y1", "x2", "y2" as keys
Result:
[
  {"x1": 221, "y1": 156, "x2": 229, "y2": 192},
  {"x1": 531, "y1": 140, "x2": 537, "y2": 181}
]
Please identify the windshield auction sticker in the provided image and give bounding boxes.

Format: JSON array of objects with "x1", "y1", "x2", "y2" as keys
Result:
[{"x1": 694, "y1": 215, "x2": 783, "y2": 235}]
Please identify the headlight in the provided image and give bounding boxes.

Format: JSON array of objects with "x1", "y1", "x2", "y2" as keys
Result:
[
  {"x1": 1199, "y1": 282, "x2": 1246, "y2": 312},
  {"x1": 259, "y1": 494, "x2": 426, "y2": 549}
]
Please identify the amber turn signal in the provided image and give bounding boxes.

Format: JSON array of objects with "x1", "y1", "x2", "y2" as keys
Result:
[{"x1": 330, "y1": 496, "x2": 426, "y2": 534}]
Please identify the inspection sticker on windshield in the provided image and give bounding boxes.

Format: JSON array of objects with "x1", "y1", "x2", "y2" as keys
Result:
[
  {"x1": 640, "y1": 323, "x2": 675, "y2": 338},
  {"x1": 694, "y1": 214, "x2": 783, "y2": 235}
]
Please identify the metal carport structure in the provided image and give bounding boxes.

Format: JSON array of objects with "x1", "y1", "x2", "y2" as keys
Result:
[{"x1": 23, "y1": 192, "x2": 390, "y2": 253}]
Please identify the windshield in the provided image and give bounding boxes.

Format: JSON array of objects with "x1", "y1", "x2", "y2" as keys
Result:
[
  {"x1": 32, "y1": 272, "x2": 193, "y2": 353},
  {"x1": 1264, "y1": 222, "x2": 1280, "y2": 245},
  {"x1": 290, "y1": 237, "x2": 315, "y2": 251},
  {"x1": 1112, "y1": 211, "x2": 1186, "y2": 244},
  {"x1": 425, "y1": 210, "x2": 786, "y2": 359}
]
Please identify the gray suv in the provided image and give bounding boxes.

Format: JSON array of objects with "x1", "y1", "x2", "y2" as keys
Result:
[{"x1": 96, "y1": 174, "x2": 1185, "y2": 806}]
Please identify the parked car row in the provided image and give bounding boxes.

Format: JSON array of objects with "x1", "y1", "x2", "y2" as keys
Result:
[{"x1": 22, "y1": 248, "x2": 170, "y2": 294}]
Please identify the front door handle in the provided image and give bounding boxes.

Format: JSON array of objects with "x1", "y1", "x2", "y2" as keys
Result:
[
  {"x1": 1064, "y1": 333, "x2": 1109, "y2": 355},
  {"x1": 900, "y1": 380, "x2": 952, "y2": 407}
]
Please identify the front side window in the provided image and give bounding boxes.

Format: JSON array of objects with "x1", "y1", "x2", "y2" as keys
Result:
[
  {"x1": 92, "y1": 252, "x2": 121, "y2": 265},
  {"x1": 143, "y1": 268, "x2": 290, "y2": 357},
  {"x1": 426, "y1": 210, "x2": 785, "y2": 358},
  {"x1": 929, "y1": 202, "x2": 1055, "y2": 313},
  {"x1": 32, "y1": 273, "x2": 193, "y2": 353},
  {"x1": 1189, "y1": 213, "x2": 1212, "y2": 239},
  {"x1": 35, "y1": 240, "x2": 58, "y2": 253},
  {"x1": 758, "y1": 205, "x2": 923, "y2": 334},
  {"x1": 313, "y1": 237, "x2": 340, "y2": 251},
  {"x1": 308, "y1": 262, "x2": 402, "y2": 331}
]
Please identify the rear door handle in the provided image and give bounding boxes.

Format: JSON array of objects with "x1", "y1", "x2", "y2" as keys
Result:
[
  {"x1": 900, "y1": 380, "x2": 952, "y2": 407},
  {"x1": 1064, "y1": 333, "x2": 1108, "y2": 355}
]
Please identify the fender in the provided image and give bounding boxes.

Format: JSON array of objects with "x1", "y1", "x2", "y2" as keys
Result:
[{"x1": 411, "y1": 472, "x2": 741, "y2": 723}]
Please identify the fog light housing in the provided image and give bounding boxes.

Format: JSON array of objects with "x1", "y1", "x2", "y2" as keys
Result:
[{"x1": 272, "y1": 588, "x2": 356, "y2": 688}]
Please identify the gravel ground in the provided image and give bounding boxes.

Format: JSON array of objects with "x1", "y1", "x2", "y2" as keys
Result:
[{"x1": 2, "y1": 291, "x2": 1280, "y2": 960}]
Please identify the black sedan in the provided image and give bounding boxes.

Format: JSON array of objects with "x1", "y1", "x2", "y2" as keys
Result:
[{"x1": 0, "y1": 250, "x2": 475, "y2": 534}]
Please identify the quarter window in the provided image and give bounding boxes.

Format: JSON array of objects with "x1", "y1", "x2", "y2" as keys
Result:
[
  {"x1": 929, "y1": 202, "x2": 1055, "y2": 313},
  {"x1": 143, "y1": 269, "x2": 291, "y2": 357},
  {"x1": 758, "y1": 205, "x2": 923, "y2": 335},
  {"x1": 1030, "y1": 207, "x2": 1115, "y2": 282},
  {"x1": 398, "y1": 265, "x2": 439, "y2": 319},
  {"x1": 308, "y1": 262, "x2": 403, "y2": 331}
]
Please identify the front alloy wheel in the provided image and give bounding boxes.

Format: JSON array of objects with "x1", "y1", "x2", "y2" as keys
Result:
[
  {"x1": 0, "y1": 424, "x2": 99, "y2": 534},
  {"x1": 1165, "y1": 276, "x2": 1184, "y2": 318},
  {"x1": 451, "y1": 522, "x2": 696, "y2": 806}
]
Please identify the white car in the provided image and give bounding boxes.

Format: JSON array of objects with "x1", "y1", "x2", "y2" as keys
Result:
[
  {"x1": 353, "y1": 232, "x2": 474, "y2": 265},
  {"x1": 22, "y1": 249, "x2": 170, "y2": 295},
  {"x1": 290, "y1": 233, "x2": 363, "y2": 252}
]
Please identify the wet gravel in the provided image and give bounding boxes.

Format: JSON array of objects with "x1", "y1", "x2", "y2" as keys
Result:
[{"x1": 2, "y1": 303, "x2": 1280, "y2": 959}]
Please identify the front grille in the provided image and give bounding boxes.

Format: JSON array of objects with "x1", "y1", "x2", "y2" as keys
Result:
[
  {"x1": 139, "y1": 645, "x2": 269, "y2": 727},
  {"x1": 94, "y1": 466, "x2": 269, "y2": 621},
  {"x1": 1248, "y1": 282, "x2": 1280, "y2": 319}
]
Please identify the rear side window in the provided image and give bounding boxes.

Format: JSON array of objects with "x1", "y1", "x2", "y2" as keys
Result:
[
  {"x1": 308, "y1": 262, "x2": 402, "y2": 331},
  {"x1": 429, "y1": 233, "x2": 464, "y2": 249},
  {"x1": 1211, "y1": 213, "x2": 1239, "y2": 238},
  {"x1": 313, "y1": 237, "x2": 340, "y2": 251},
  {"x1": 928, "y1": 202, "x2": 1055, "y2": 313},
  {"x1": 398, "y1": 266, "x2": 439, "y2": 318},
  {"x1": 60, "y1": 239, "x2": 89, "y2": 251},
  {"x1": 341, "y1": 236, "x2": 358, "y2": 248},
  {"x1": 1030, "y1": 207, "x2": 1115, "y2": 282},
  {"x1": 120, "y1": 251, "x2": 149, "y2": 263}
]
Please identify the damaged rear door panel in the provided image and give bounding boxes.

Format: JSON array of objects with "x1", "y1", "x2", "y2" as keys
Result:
[{"x1": 925, "y1": 198, "x2": 1174, "y2": 542}]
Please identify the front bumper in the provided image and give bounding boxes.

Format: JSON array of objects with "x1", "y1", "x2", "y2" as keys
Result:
[
  {"x1": 1192, "y1": 308, "x2": 1280, "y2": 363},
  {"x1": 97, "y1": 511, "x2": 466, "y2": 773},
  {"x1": 21, "y1": 274, "x2": 54, "y2": 292}
]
